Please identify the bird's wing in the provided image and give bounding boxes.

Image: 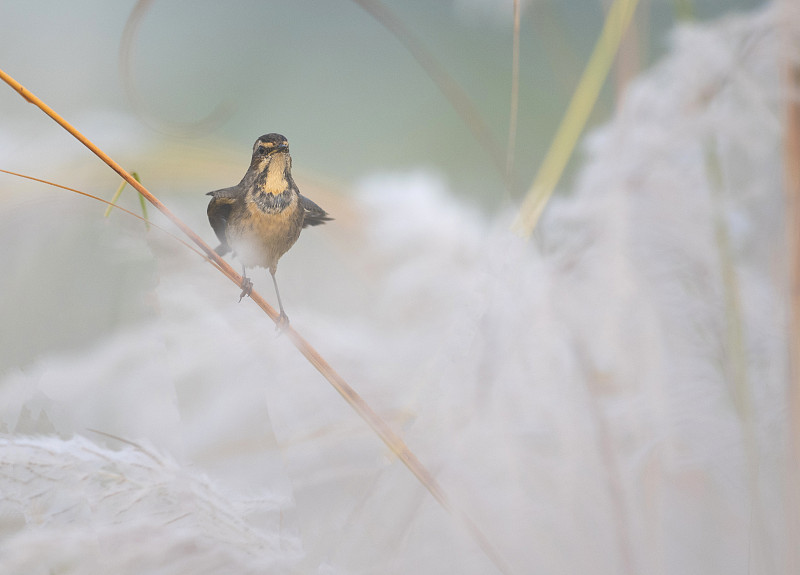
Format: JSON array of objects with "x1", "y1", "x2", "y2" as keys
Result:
[
  {"x1": 207, "y1": 191, "x2": 237, "y2": 255},
  {"x1": 299, "y1": 194, "x2": 333, "y2": 228},
  {"x1": 206, "y1": 185, "x2": 241, "y2": 199}
]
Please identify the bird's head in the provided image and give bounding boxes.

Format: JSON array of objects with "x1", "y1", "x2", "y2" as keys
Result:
[
  {"x1": 252, "y1": 133, "x2": 289, "y2": 161},
  {"x1": 250, "y1": 133, "x2": 291, "y2": 175}
]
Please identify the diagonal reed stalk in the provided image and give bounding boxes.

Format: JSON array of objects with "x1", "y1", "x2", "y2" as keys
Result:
[
  {"x1": 512, "y1": 0, "x2": 639, "y2": 237},
  {"x1": 0, "y1": 68, "x2": 513, "y2": 575}
]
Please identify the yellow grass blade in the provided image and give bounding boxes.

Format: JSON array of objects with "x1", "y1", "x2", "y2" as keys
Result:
[{"x1": 513, "y1": 0, "x2": 639, "y2": 237}]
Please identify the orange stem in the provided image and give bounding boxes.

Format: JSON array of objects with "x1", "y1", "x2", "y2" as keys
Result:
[{"x1": 0, "y1": 67, "x2": 513, "y2": 575}]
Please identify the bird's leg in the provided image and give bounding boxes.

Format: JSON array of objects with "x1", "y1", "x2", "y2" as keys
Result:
[
  {"x1": 238, "y1": 265, "x2": 253, "y2": 302},
  {"x1": 270, "y1": 268, "x2": 289, "y2": 328}
]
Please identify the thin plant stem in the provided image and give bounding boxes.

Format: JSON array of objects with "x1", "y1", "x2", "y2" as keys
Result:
[
  {"x1": 506, "y1": 0, "x2": 521, "y2": 182},
  {"x1": 350, "y1": 0, "x2": 510, "y2": 191},
  {"x1": 0, "y1": 169, "x2": 216, "y2": 267},
  {"x1": 576, "y1": 344, "x2": 636, "y2": 575},
  {"x1": 782, "y1": 40, "x2": 800, "y2": 575},
  {"x1": 512, "y1": 0, "x2": 639, "y2": 237},
  {"x1": 614, "y1": 0, "x2": 640, "y2": 104},
  {"x1": 104, "y1": 179, "x2": 127, "y2": 218},
  {"x1": 104, "y1": 171, "x2": 149, "y2": 230},
  {"x1": 705, "y1": 140, "x2": 769, "y2": 572},
  {"x1": 0, "y1": 68, "x2": 514, "y2": 575},
  {"x1": 673, "y1": 0, "x2": 694, "y2": 21},
  {"x1": 137, "y1": 179, "x2": 150, "y2": 229},
  {"x1": 704, "y1": 144, "x2": 751, "y2": 425}
]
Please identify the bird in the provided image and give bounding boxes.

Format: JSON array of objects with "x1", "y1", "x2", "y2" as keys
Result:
[{"x1": 206, "y1": 133, "x2": 331, "y2": 325}]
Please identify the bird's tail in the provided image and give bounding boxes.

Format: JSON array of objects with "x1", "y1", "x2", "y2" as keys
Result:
[
  {"x1": 300, "y1": 194, "x2": 333, "y2": 228},
  {"x1": 303, "y1": 213, "x2": 333, "y2": 227}
]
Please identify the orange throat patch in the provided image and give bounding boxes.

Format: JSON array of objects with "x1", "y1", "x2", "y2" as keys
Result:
[{"x1": 261, "y1": 153, "x2": 289, "y2": 195}]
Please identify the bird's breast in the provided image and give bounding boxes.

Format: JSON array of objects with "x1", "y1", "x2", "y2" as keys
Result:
[
  {"x1": 227, "y1": 191, "x2": 304, "y2": 271},
  {"x1": 251, "y1": 187, "x2": 293, "y2": 213}
]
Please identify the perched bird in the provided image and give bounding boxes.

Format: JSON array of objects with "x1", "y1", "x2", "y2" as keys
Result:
[{"x1": 207, "y1": 133, "x2": 331, "y2": 324}]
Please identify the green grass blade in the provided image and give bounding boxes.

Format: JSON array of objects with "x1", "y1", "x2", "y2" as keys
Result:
[
  {"x1": 105, "y1": 171, "x2": 149, "y2": 230},
  {"x1": 132, "y1": 172, "x2": 150, "y2": 231},
  {"x1": 103, "y1": 179, "x2": 127, "y2": 218}
]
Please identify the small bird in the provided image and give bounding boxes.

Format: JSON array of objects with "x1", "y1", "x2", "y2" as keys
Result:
[{"x1": 207, "y1": 133, "x2": 331, "y2": 324}]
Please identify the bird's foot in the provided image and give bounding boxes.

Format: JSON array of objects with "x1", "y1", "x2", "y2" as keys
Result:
[
  {"x1": 238, "y1": 277, "x2": 253, "y2": 302},
  {"x1": 275, "y1": 311, "x2": 290, "y2": 332}
]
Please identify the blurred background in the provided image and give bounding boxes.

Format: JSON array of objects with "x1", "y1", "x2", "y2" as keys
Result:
[
  {"x1": 1, "y1": 1, "x2": 795, "y2": 574},
  {"x1": 0, "y1": 0, "x2": 765, "y2": 203}
]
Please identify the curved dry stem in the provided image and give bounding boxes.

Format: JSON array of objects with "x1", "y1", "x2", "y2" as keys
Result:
[
  {"x1": 350, "y1": 0, "x2": 510, "y2": 191},
  {"x1": 0, "y1": 169, "x2": 218, "y2": 269},
  {"x1": 120, "y1": 0, "x2": 234, "y2": 136},
  {"x1": 506, "y1": 0, "x2": 521, "y2": 182},
  {"x1": 0, "y1": 68, "x2": 514, "y2": 575}
]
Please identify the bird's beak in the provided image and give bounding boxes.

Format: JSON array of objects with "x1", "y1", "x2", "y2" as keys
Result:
[{"x1": 276, "y1": 143, "x2": 289, "y2": 152}]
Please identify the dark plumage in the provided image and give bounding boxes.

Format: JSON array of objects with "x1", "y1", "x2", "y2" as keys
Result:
[{"x1": 206, "y1": 133, "x2": 332, "y2": 323}]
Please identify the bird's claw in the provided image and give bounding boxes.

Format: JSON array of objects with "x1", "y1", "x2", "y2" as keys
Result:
[
  {"x1": 275, "y1": 312, "x2": 290, "y2": 332},
  {"x1": 238, "y1": 277, "x2": 253, "y2": 302}
]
